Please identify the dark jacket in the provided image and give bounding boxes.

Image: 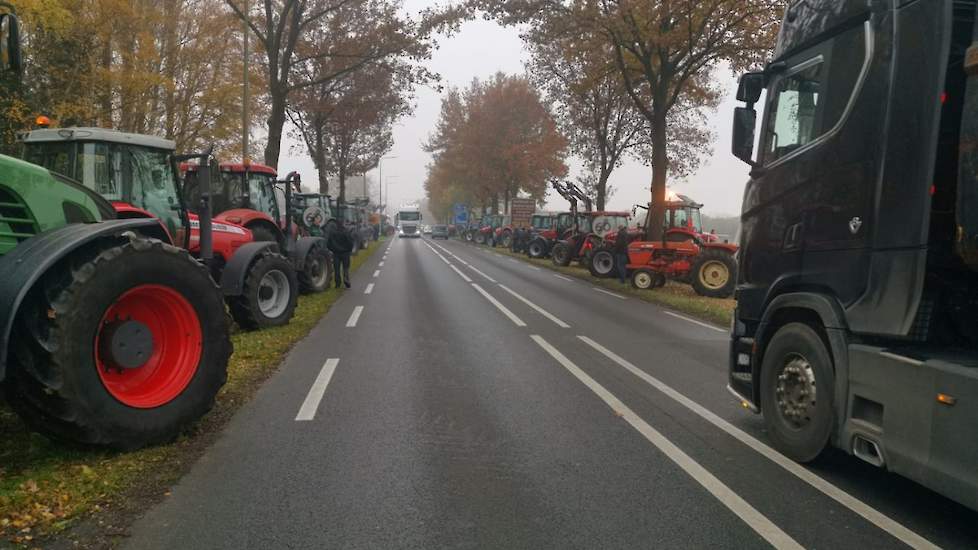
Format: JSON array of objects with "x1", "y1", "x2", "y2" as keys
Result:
[
  {"x1": 327, "y1": 226, "x2": 354, "y2": 255},
  {"x1": 612, "y1": 229, "x2": 632, "y2": 254}
]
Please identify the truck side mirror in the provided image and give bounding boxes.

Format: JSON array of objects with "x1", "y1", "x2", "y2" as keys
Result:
[
  {"x1": 0, "y1": 12, "x2": 22, "y2": 75},
  {"x1": 732, "y1": 106, "x2": 758, "y2": 167},
  {"x1": 736, "y1": 72, "x2": 765, "y2": 104}
]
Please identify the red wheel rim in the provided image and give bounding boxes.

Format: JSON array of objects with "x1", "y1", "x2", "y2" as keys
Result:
[{"x1": 94, "y1": 284, "x2": 202, "y2": 408}]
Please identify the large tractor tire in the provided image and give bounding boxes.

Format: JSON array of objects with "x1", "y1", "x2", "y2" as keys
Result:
[
  {"x1": 551, "y1": 242, "x2": 573, "y2": 267},
  {"x1": 5, "y1": 238, "x2": 231, "y2": 449},
  {"x1": 299, "y1": 245, "x2": 332, "y2": 293},
  {"x1": 589, "y1": 248, "x2": 616, "y2": 278},
  {"x1": 760, "y1": 323, "x2": 835, "y2": 462},
  {"x1": 229, "y1": 250, "x2": 298, "y2": 330},
  {"x1": 527, "y1": 238, "x2": 548, "y2": 259},
  {"x1": 690, "y1": 248, "x2": 737, "y2": 298}
]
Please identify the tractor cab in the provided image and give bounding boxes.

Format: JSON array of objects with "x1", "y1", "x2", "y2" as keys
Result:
[
  {"x1": 589, "y1": 212, "x2": 631, "y2": 239},
  {"x1": 22, "y1": 128, "x2": 187, "y2": 242}
]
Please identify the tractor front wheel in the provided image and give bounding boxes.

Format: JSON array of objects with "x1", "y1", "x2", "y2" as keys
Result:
[
  {"x1": 589, "y1": 248, "x2": 615, "y2": 278},
  {"x1": 5, "y1": 238, "x2": 230, "y2": 449},
  {"x1": 229, "y1": 251, "x2": 298, "y2": 330},
  {"x1": 631, "y1": 268, "x2": 656, "y2": 290},
  {"x1": 551, "y1": 242, "x2": 572, "y2": 266},
  {"x1": 690, "y1": 249, "x2": 737, "y2": 298},
  {"x1": 527, "y1": 239, "x2": 547, "y2": 258},
  {"x1": 501, "y1": 232, "x2": 513, "y2": 248},
  {"x1": 299, "y1": 245, "x2": 332, "y2": 293}
]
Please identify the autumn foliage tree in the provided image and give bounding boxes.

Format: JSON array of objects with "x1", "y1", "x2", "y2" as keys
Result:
[
  {"x1": 289, "y1": 62, "x2": 412, "y2": 201},
  {"x1": 4, "y1": 0, "x2": 257, "y2": 155},
  {"x1": 526, "y1": 29, "x2": 649, "y2": 210},
  {"x1": 424, "y1": 73, "x2": 568, "y2": 218},
  {"x1": 483, "y1": 0, "x2": 783, "y2": 238}
]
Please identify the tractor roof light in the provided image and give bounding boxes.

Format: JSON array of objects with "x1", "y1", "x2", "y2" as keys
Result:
[{"x1": 35, "y1": 115, "x2": 51, "y2": 128}]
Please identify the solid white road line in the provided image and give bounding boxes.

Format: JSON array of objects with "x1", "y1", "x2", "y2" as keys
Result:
[
  {"x1": 593, "y1": 287, "x2": 626, "y2": 300},
  {"x1": 472, "y1": 284, "x2": 526, "y2": 327},
  {"x1": 577, "y1": 336, "x2": 939, "y2": 550},
  {"x1": 364, "y1": 283, "x2": 374, "y2": 295},
  {"x1": 346, "y1": 306, "x2": 364, "y2": 328},
  {"x1": 663, "y1": 311, "x2": 726, "y2": 333},
  {"x1": 373, "y1": 270, "x2": 381, "y2": 278},
  {"x1": 498, "y1": 284, "x2": 569, "y2": 328},
  {"x1": 295, "y1": 358, "x2": 340, "y2": 421},
  {"x1": 531, "y1": 335, "x2": 802, "y2": 550},
  {"x1": 554, "y1": 274, "x2": 573, "y2": 282},
  {"x1": 450, "y1": 264, "x2": 473, "y2": 283}
]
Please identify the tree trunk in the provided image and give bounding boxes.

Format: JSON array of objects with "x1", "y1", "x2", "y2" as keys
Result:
[
  {"x1": 98, "y1": 41, "x2": 113, "y2": 127},
  {"x1": 338, "y1": 165, "x2": 347, "y2": 203},
  {"x1": 315, "y1": 124, "x2": 329, "y2": 194},
  {"x1": 596, "y1": 169, "x2": 610, "y2": 211},
  {"x1": 264, "y1": 86, "x2": 287, "y2": 169},
  {"x1": 646, "y1": 109, "x2": 669, "y2": 241}
]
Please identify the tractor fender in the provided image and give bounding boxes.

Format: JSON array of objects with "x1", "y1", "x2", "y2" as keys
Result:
[
  {"x1": 700, "y1": 241, "x2": 739, "y2": 254},
  {"x1": 292, "y1": 236, "x2": 329, "y2": 266},
  {"x1": 0, "y1": 219, "x2": 169, "y2": 380},
  {"x1": 218, "y1": 241, "x2": 279, "y2": 297}
]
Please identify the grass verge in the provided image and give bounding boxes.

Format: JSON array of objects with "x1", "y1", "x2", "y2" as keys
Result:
[
  {"x1": 490, "y1": 244, "x2": 735, "y2": 327},
  {"x1": 0, "y1": 240, "x2": 383, "y2": 546}
]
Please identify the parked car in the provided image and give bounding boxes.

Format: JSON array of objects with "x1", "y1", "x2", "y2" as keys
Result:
[{"x1": 431, "y1": 225, "x2": 449, "y2": 239}]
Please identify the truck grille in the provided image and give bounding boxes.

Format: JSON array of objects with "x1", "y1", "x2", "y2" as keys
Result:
[
  {"x1": 0, "y1": 185, "x2": 39, "y2": 254},
  {"x1": 404, "y1": 226, "x2": 416, "y2": 234}
]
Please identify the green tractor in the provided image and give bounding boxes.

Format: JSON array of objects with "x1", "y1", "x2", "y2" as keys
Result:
[{"x1": 0, "y1": 11, "x2": 230, "y2": 449}]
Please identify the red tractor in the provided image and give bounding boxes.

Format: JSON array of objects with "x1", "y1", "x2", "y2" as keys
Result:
[
  {"x1": 474, "y1": 214, "x2": 506, "y2": 245},
  {"x1": 22, "y1": 127, "x2": 300, "y2": 329},
  {"x1": 548, "y1": 180, "x2": 625, "y2": 267},
  {"x1": 182, "y1": 163, "x2": 332, "y2": 293},
  {"x1": 590, "y1": 195, "x2": 738, "y2": 298}
]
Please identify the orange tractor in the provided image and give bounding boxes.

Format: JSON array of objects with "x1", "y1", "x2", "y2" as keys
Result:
[{"x1": 589, "y1": 195, "x2": 738, "y2": 298}]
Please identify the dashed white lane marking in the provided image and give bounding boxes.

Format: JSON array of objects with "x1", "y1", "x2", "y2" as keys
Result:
[
  {"x1": 663, "y1": 311, "x2": 726, "y2": 333},
  {"x1": 576, "y1": 336, "x2": 939, "y2": 550},
  {"x1": 525, "y1": 265, "x2": 541, "y2": 271},
  {"x1": 373, "y1": 270, "x2": 380, "y2": 278},
  {"x1": 295, "y1": 358, "x2": 339, "y2": 421},
  {"x1": 364, "y1": 283, "x2": 374, "y2": 295},
  {"x1": 530, "y1": 335, "x2": 802, "y2": 550},
  {"x1": 498, "y1": 284, "x2": 569, "y2": 328},
  {"x1": 554, "y1": 274, "x2": 573, "y2": 282},
  {"x1": 450, "y1": 264, "x2": 473, "y2": 282},
  {"x1": 592, "y1": 287, "x2": 626, "y2": 300},
  {"x1": 379, "y1": 261, "x2": 385, "y2": 266},
  {"x1": 472, "y1": 284, "x2": 525, "y2": 327},
  {"x1": 345, "y1": 306, "x2": 364, "y2": 327}
]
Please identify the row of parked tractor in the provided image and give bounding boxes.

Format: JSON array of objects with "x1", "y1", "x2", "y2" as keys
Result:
[
  {"x1": 1, "y1": 124, "x2": 382, "y2": 450},
  {"x1": 454, "y1": 180, "x2": 739, "y2": 299}
]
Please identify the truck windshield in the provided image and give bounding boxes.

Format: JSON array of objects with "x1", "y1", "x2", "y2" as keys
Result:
[{"x1": 400, "y1": 211, "x2": 420, "y2": 221}]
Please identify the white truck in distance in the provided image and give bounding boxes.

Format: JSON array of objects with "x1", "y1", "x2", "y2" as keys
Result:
[{"x1": 397, "y1": 205, "x2": 422, "y2": 238}]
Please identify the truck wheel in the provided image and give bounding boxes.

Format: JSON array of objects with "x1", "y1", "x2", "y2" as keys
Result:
[
  {"x1": 474, "y1": 232, "x2": 486, "y2": 245},
  {"x1": 5, "y1": 238, "x2": 231, "y2": 449},
  {"x1": 551, "y1": 242, "x2": 572, "y2": 266},
  {"x1": 631, "y1": 268, "x2": 655, "y2": 290},
  {"x1": 760, "y1": 323, "x2": 835, "y2": 462},
  {"x1": 299, "y1": 245, "x2": 332, "y2": 293},
  {"x1": 528, "y1": 239, "x2": 547, "y2": 258},
  {"x1": 229, "y1": 251, "x2": 298, "y2": 330},
  {"x1": 690, "y1": 249, "x2": 737, "y2": 298},
  {"x1": 589, "y1": 248, "x2": 615, "y2": 278}
]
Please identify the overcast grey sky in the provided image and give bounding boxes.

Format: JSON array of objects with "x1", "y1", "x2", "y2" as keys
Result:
[{"x1": 278, "y1": 3, "x2": 751, "y2": 218}]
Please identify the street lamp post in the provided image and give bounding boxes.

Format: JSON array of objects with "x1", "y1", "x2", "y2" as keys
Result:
[{"x1": 378, "y1": 155, "x2": 397, "y2": 207}]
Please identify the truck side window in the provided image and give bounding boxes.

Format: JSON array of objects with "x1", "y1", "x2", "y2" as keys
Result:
[{"x1": 763, "y1": 61, "x2": 824, "y2": 163}]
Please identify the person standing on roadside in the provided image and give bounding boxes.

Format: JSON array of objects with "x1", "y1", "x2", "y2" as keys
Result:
[
  {"x1": 613, "y1": 225, "x2": 631, "y2": 284},
  {"x1": 327, "y1": 222, "x2": 355, "y2": 288}
]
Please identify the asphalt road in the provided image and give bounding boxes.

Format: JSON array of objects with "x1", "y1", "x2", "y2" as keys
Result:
[{"x1": 123, "y1": 236, "x2": 978, "y2": 550}]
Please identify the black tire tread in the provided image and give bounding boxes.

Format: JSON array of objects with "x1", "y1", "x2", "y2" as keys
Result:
[
  {"x1": 228, "y1": 250, "x2": 299, "y2": 330},
  {"x1": 690, "y1": 248, "x2": 737, "y2": 298}
]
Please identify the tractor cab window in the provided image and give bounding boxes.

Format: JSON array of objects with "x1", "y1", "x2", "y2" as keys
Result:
[
  {"x1": 23, "y1": 141, "x2": 73, "y2": 177},
  {"x1": 125, "y1": 145, "x2": 177, "y2": 220},
  {"x1": 531, "y1": 216, "x2": 551, "y2": 229},
  {"x1": 592, "y1": 215, "x2": 628, "y2": 237},
  {"x1": 762, "y1": 60, "x2": 824, "y2": 163},
  {"x1": 248, "y1": 173, "x2": 277, "y2": 216}
]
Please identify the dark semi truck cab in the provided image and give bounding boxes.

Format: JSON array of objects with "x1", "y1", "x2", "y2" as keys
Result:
[{"x1": 729, "y1": 0, "x2": 978, "y2": 510}]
